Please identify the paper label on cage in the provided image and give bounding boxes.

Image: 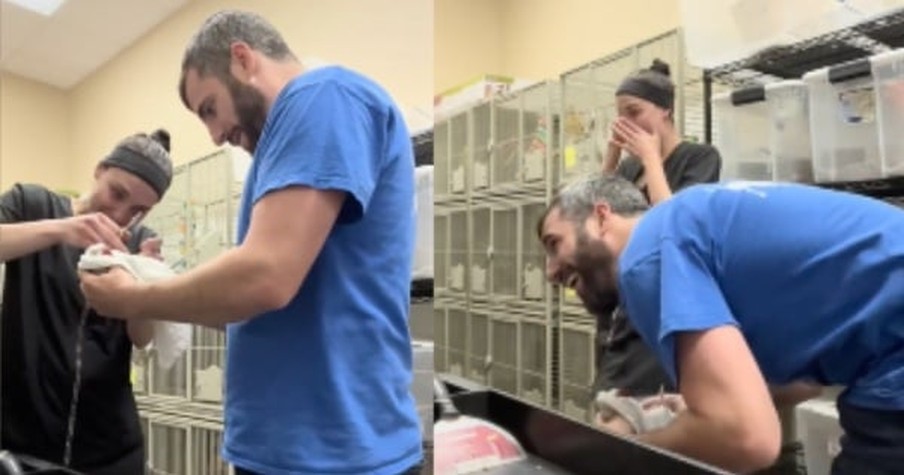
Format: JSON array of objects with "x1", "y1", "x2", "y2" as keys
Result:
[
  {"x1": 474, "y1": 161, "x2": 489, "y2": 188},
  {"x1": 452, "y1": 166, "x2": 466, "y2": 192},
  {"x1": 471, "y1": 266, "x2": 487, "y2": 293},
  {"x1": 564, "y1": 146, "x2": 577, "y2": 170},
  {"x1": 194, "y1": 365, "x2": 224, "y2": 402},
  {"x1": 450, "y1": 264, "x2": 465, "y2": 290},
  {"x1": 524, "y1": 148, "x2": 544, "y2": 181},
  {"x1": 836, "y1": 87, "x2": 875, "y2": 125},
  {"x1": 523, "y1": 265, "x2": 544, "y2": 299}
]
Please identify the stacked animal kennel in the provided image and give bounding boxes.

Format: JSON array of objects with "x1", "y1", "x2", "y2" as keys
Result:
[
  {"x1": 434, "y1": 29, "x2": 710, "y2": 421},
  {"x1": 133, "y1": 147, "x2": 248, "y2": 474}
]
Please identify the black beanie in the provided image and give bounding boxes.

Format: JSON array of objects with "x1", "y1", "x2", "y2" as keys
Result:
[
  {"x1": 615, "y1": 59, "x2": 674, "y2": 111},
  {"x1": 99, "y1": 129, "x2": 173, "y2": 198}
]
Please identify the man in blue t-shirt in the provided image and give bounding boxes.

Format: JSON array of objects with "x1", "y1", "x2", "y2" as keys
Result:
[
  {"x1": 537, "y1": 175, "x2": 904, "y2": 475},
  {"x1": 80, "y1": 10, "x2": 423, "y2": 475}
]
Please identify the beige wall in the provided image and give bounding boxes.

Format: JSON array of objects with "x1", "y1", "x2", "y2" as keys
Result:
[
  {"x1": 434, "y1": 0, "x2": 505, "y2": 93},
  {"x1": 434, "y1": 0, "x2": 680, "y2": 91},
  {"x1": 0, "y1": 73, "x2": 72, "y2": 192},
  {"x1": 1, "y1": 0, "x2": 433, "y2": 194},
  {"x1": 69, "y1": 0, "x2": 433, "y2": 192},
  {"x1": 3, "y1": 0, "x2": 679, "y2": 192}
]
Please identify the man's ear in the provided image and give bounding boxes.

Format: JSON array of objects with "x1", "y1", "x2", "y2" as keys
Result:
[
  {"x1": 592, "y1": 202, "x2": 614, "y2": 235},
  {"x1": 229, "y1": 41, "x2": 257, "y2": 82}
]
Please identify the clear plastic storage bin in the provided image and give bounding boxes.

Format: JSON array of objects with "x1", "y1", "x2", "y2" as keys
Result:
[
  {"x1": 796, "y1": 398, "x2": 843, "y2": 475},
  {"x1": 713, "y1": 80, "x2": 813, "y2": 182},
  {"x1": 873, "y1": 48, "x2": 904, "y2": 177},
  {"x1": 804, "y1": 54, "x2": 884, "y2": 182},
  {"x1": 713, "y1": 89, "x2": 771, "y2": 181}
]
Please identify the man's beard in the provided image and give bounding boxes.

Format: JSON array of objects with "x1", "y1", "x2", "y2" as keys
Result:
[
  {"x1": 573, "y1": 230, "x2": 620, "y2": 318},
  {"x1": 226, "y1": 75, "x2": 268, "y2": 154}
]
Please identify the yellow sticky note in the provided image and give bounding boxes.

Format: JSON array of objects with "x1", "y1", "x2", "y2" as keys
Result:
[
  {"x1": 564, "y1": 146, "x2": 576, "y2": 170},
  {"x1": 130, "y1": 366, "x2": 137, "y2": 385},
  {"x1": 564, "y1": 288, "x2": 577, "y2": 300}
]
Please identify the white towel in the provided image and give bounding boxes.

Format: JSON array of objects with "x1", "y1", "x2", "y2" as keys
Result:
[
  {"x1": 594, "y1": 389, "x2": 678, "y2": 434},
  {"x1": 78, "y1": 244, "x2": 192, "y2": 371}
]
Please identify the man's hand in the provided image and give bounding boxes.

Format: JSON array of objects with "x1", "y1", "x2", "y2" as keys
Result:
[
  {"x1": 611, "y1": 117, "x2": 662, "y2": 165},
  {"x1": 594, "y1": 411, "x2": 635, "y2": 436},
  {"x1": 80, "y1": 267, "x2": 144, "y2": 319},
  {"x1": 60, "y1": 213, "x2": 128, "y2": 252},
  {"x1": 139, "y1": 237, "x2": 164, "y2": 261}
]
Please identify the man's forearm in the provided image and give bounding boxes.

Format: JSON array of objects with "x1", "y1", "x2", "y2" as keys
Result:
[
  {"x1": 771, "y1": 382, "x2": 822, "y2": 406},
  {"x1": 0, "y1": 221, "x2": 61, "y2": 261},
  {"x1": 133, "y1": 246, "x2": 282, "y2": 326},
  {"x1": 638, "y1": 410, "x2": 775, "y2": 474}
]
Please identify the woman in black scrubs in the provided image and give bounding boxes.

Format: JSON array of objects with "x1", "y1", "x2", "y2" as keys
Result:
[{"x1": 596, "y1": 60, "x2": 809, "y2": 475}]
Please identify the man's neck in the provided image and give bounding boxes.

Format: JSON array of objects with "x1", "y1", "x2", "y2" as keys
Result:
[
  {"x1": 660, "y1": 130, "x2": 681, "y2": 161},
  {"x1": 613, "y1": 214, "x2": 644, "y2": 257},
  {"x1": 261, "y1": 61, "x2": 305, "y2": 110}
]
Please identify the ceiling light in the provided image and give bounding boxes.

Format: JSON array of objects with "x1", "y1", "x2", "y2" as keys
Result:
[{"x1": 3, "y1": 0, "x2": 67, "y2": 16}]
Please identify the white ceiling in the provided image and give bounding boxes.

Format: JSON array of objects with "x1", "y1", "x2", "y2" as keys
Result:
[{"x1": 1, "y1": 0, "x2": 192, "y2": 89}]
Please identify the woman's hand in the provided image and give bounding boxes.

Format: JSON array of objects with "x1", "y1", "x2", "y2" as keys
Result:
[
  {"x1": 611, "y1": 117, "x2": 662, "y2": 165},
  {"x1": 58, "y1": 213, "x2": 129, "y2": 252}
]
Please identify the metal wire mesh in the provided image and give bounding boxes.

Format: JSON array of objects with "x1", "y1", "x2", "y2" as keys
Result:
[
  {"x1": 450, "y1": 113, "x2": 469, "y2": 194},
  {"x1": 519, "y1": 319, "x2": 549, "y2": 405},
  {"x1": 472, "y1": 103, "x2": 492, "y2": 190},
  {"x1": 490, "y1": 318, "x2": 518, "y2": 395},
  {"x1": 447, "y1": 307, "x2": 468, "y2": 376},
  {"x1": 467, "y1": 310, "x2": 490, "y2": 384},
  {"x1": 559, "y1": 325, "x2": 595, "y2": 422},
  {"x1": 491, "y1": 207, "x2": 518, "y2": 297},
  {"x1": 470, "y1": 206, "x2": 491, "y2": 295}
]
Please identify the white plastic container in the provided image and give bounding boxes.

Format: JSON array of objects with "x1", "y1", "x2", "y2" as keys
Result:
[
  {"x1": 768, "y1": 81, "x2": 815, "y2": 182},
  {"x1": 804, "y1": 56, "x2": 882, "y2": 182},
  {"x1": 713, "y1": 89, "x2": 772, "y2": 181},
  {"x1": 712, "y1": 80, "x2": 813, "y2": 182},
  {"x1": 412, "y1": 166, "x2": 433, "y2": 280},
  {"x1": 872, "y1": 48, "x2": 904, "y2": 177},
  {"x1": 796, "y1": 398, "x2": 844, "y2": 475}
]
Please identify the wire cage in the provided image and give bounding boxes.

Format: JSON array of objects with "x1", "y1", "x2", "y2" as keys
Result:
[
  {"x1": 434, "y1": 206, "x2": 449, "y2": 293},
  {"x1": 434, "y1": 118, "x2": 451, "y2": 200},
  {"x1": 489, "y1": 202, "x2": 519, "y2": 300},
  {"x1": 144, "y1": 164, "x2": 190, "y2": 272},
  {"x1": 466, "y1": 306, "x2": 491, "y2": 385},
  {"x1": 560, "y1": 48, "x2": 637, "y2": 183},
  {"x1": 448, "y1": 206, "x2": 469, "y2": 295},
  {"x1": 446, "y1": 303, "x2": 468, "y2": 377},
  {"x1": 557, "y1": 322, "x2": 597, "y2": 423},
  {"x1": 559, "y1": 30, "x2": 707, "y2": 185},
  {"x1": 518, "y1": 196, "x2": 553, "y2": 313},
  {"x1": 148, "y1": 417, "x2": 188, "y2": 475},
  {"x1": 449, "y1": 111, "x2": 470, "y2": 196},
  {"x1": 471, "y1": 102, "x2": 493, "y2": 192},
  {"x1": 190, "y1": 326, "x2": 226, "y2": 404},
  {"x1": 487, "y1": 314, "x2": 519, "y2": 397},
  {"x1": 518, "y1": 314, "x2": 553, "y2": 407},
  {"x1": 488, "y1": 80, "x2": 561, "y2": 195},
  {"x1": 141, "y1": 410, "x2": 229, "y2": 475},
  {"x1": 434, "y1": 301, "x2": 448, "y2": 374},
  {"x1": 469, "y1": 203, "x2": 492, "y2": 296},
  {"x1": 148, "y1": 353, "x2": 188, "y2": 399}
]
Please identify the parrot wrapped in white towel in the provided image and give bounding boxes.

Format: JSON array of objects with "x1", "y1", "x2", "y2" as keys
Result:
[{"x1": 77, "y1": 243, "x2": 192, "y2": 371}]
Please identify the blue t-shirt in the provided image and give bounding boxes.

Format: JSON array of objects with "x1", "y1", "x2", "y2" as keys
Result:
[
  {"x1": 619, "y1": 182, "x2": 904, "y2": 411},
  {"x1": 222, "y1": 66, "x2": 422, "y2": 474}
]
